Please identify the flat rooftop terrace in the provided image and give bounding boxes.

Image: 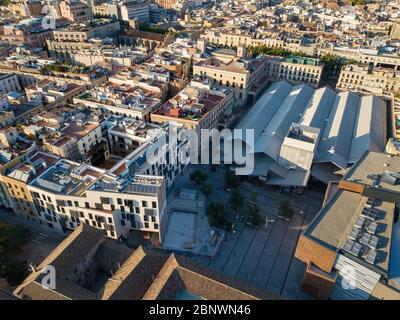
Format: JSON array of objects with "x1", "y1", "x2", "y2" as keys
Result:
[
  {"x1": 343, "y1": 151, "x2": 400, "y2": 194},
  {"x1": 305, "y1": 189, "x2": 394, "y2": 276},
  {"x1": 30, "y1": 160, "x2": 104, "y2": 195},
  {"x1": 152, "y1": 89, "x2": 225, "y2": 121}
]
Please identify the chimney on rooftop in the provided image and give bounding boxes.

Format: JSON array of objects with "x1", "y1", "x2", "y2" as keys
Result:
[
  {"x1": 198, "y1": 39, "x2": 207, "y2": 54},
  {"x1": 237, "y1": 45, "x2": 247, "y2": 59}
]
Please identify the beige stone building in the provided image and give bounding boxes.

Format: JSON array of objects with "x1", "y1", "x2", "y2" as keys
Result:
[
  {"x1": 1, "y1": 151, "x2": 59, "y2": 222},
  {"x1": 201, "y1": 31, "x2": 285, "y2": 49},
  {"x1": 337, "y1": 64, "x2": 400, "y2": 95},
  {"x1": 266, "y1": 56, "x2": 323, "y2": 88},
  {"x1": 154, "y1": 0, "x2": 177, "y2": 9},
  {"x1": 390, "y1": 21, "x2": 400, "y2": 41},
  {"x1": 52, "y1": 19, "x2": 120, "y2": 42},
  {"x1": 59, "y1": 0, "x2": 92, "y2": 23},
  {"x1": 193, "y1": 47, "x2": 268, "y2": 106},
  {"x1": 316, "y1": 47, "x2": 400, "y2": 70}
]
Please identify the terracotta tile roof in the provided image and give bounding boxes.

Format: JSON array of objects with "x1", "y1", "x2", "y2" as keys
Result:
[{"x1": 14, "y1": 226, "x2": 281, "y2": 300}]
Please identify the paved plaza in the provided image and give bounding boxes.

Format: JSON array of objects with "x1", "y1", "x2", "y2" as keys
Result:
[{"x1": 172, "y1": 165, "x2": 326, "y2": 299}]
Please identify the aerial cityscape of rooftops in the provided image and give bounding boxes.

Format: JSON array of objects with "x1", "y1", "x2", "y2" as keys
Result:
[{"x1": 1, "y1": 0, "x2": 400, "y2": 304}]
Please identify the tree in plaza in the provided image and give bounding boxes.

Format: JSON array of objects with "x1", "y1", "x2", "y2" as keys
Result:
[
  {"x1": 0, "y1": 223, "x2": 30, "y2": 286},
  {"x1": 249, "y1": 205, "x2": 263, "y2": 226},
  {"x1": 225, "y1": 168, "x2": 239, "y2": 188},
  {"x1": 0, "y1": 223, "x2": 30, "y2": 256},
  {"x1": 190, "y1": 170, "x2": 207, "y2": 185},
  {"x1": 230, "y1": 189, "x2": 244, "y2": 211},
  {"x1": 202, "y1": 183, "x2": 213, "y2": 198},
  {"x1": 206, "y1": 202, "x2": 230, "y2": 230},
  {"x1": 320, "y1": 53, "x2": 342, "y2": 79},
  {"x1": 279, "y1": 199, "x2": 295, "y2": 219},
  {"x1": 0, "y1": 260, "x2": 28, "y2": 286}
]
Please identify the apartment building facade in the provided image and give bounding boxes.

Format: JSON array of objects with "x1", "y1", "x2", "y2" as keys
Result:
[
  {"x1": 106, "y1": 121, "x2": 190, "y2": 189},
  {"x1": 73, "y1": 84, "x2": 162, "y2": 121},
  {"x1": 193, "y1": 50, "x2": 268, "y2": 106},
  {"x1": 2, "y1": 152, "x2": 59, "y2": 222},
  {"x1": 154, "y1": 0, "x2": 177, "y2": 9},
  {"x1": 27, "y1": 158, "x2": 168, "y2": 242},
  {"x1": 120, "y1": 0, "x2": 150, "y2": 24},
  {"x1": 52, "y1": 19, "x2": 120, "y2": 42},
  {"x1": 0, "y1": 73, "x2": 21, "y2": 94},
  {"x1": 59, "y1": 0, "x2": 92, "y2": 23},
  {"x1": 266, "y1": 56, "x2": 323, "y2": 88},
  {"x1": 337, "y1": 64, "x2": 400, "y2": 95},
  {"x1": 316, "y1": 47, "x2": 400, "y2": 70},
  {"x1": 151, "y1": 80, "x2": 234, "y2": 135},
  {"x1": 201, "y1": 31, "x2": 285, "y2": 49}
]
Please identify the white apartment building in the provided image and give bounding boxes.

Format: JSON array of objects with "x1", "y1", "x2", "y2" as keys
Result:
[
  {"x1": 107, "y1": 118, "x2": 159, "y2": 156},
  {"x1": 337, "y1": 64, "x2": 400, "y2": 95},
  {"x1": 28, "y1": 159, "x2": 167, "y2": 242},
  {"x1": 106, "y1": 120, "x2": 190, "y2": 190},
  {"x1": 120, "y1": 0, "x2": 150, "y2": 24}
]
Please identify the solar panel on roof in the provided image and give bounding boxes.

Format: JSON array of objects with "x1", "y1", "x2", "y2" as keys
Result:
[
  {"x1": 343, "y1": 239, "x2": 354, "y2": 253},
  {"x1": 351, "y1": 242, "x2": 362, "y2": 257},
  {"x1": 349, "y1": 228, "x2": 360, "y2": 240},
  {"x1": 382, "y1": 173, "x2": 397, "y2": 185},
  {"x1": 366, "y1": 250, "x2": 377, "y2": 264},
  {"x1": 366, "y1": 198, "x2": 375, "y2": 206},
  {"x1": 101, "y1": 182, "x2": 118, "y2": 191},
  {"x1": 367, "y1": 222, "x2": 378, "y2": 234},
  {"x1": 360, "y1": 233, "x2": 371, "y2": 245},
  {"x1": 361, "y1": 208, "x2": 378, "y2": 221},
  {"x1": 355, "y1": 216, "x2": 365, "y2": 229},
  {"x1": 36, "y1": 177, "x2": 63, "y2": 193},
  {"x1": 124, "y1": 183, "x2": 159, "y2": 195},
  {"x1": 369, "y1": 236, "x2": 379, "y2": 250}
]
